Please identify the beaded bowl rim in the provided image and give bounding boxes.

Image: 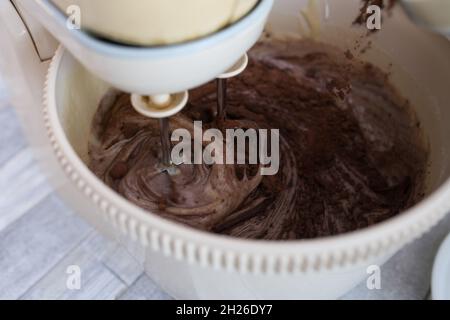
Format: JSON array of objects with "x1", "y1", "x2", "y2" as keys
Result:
[{"x1": 43, "y1": 46, "x2": 450, "y2": 274}]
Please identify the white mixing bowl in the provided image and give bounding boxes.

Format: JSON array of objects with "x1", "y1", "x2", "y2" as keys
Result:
[{"x1": 44, "y1": 0, "x2": 450, "y2": 299}]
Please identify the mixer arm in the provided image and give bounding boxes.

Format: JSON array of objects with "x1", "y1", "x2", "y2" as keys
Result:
[{"x1": 12, "y1": 0, "x2": 274, "y2": 96}]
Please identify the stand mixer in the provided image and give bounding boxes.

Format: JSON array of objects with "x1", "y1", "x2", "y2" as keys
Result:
[
  {"x1": 2, "y1": 0, "x2": 271, "y2": 174},
  {"x1": 2, "y1": 0, "x2": 450, "y2": 300}
]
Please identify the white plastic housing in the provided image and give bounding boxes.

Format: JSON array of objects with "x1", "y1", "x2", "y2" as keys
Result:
[
  {"x1": 50, "y1": 0, "x2": 259, "y2": 46},
  {"x1": 14, "y1": 0, "x2": 273, "y2": 95}
]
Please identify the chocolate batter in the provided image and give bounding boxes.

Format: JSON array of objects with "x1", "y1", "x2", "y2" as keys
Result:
[{"x1": 88, "y1": 39, "x2": 428, "y2": 240}]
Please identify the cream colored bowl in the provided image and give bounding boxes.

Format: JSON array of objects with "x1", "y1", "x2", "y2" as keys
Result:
[
  {"x1": 401, "y1": 0, "x2": 450, "y2": 35},
  {"x1": 51, "y1": 0, "x2": 259, "y2": 45},
  {"x1": 44, "y1": 0, "x2": 450, "y2": 299}
]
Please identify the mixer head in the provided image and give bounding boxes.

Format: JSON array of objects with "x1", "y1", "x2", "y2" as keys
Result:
[{"x1": 16, "y1": 0, "x2": 273, "y2": 96}]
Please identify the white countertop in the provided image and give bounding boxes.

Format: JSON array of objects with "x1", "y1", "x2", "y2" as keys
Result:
[{"x1": 1, "y1": 83, "x2": 449, "y2": 300}]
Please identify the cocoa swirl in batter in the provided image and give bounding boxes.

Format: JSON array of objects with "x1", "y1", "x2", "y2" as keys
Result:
[{"x1": 88, "y1": 39, "x2": 428, "y2": 240}]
